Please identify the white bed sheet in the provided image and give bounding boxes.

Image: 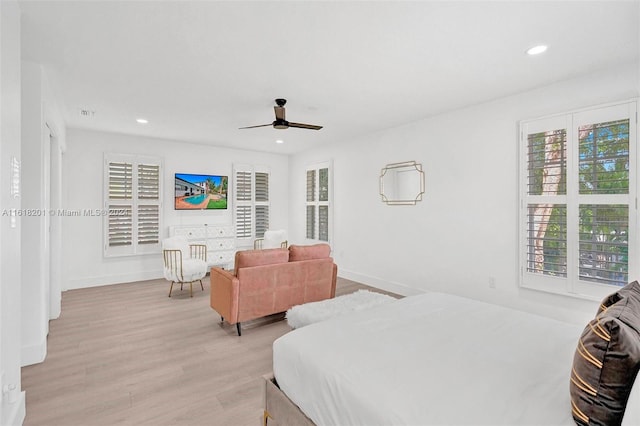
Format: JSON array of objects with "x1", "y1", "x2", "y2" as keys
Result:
[{"x1": 273, "y1": 292, "x2": 585, "y2": 426}]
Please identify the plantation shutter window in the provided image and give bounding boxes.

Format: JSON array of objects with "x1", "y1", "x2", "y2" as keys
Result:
[
  {"x1": 235, "y1": 170, "x2": 252, "y2": 238},
  {"x1": 104, "y1": 154, "x2": 162, "y2": 257},
  {"x1": 519, "y1": 101, "x2": 637, "y2": 299},
  {"x1": 255, "y1": 172, "x2": 270, "y2": 238},
  {"x1": 305, "y1": 162, "x2": 332, "y2": 243},
  {"x1": 233, "y1": 165, "x2": 270, "y2": 243}
]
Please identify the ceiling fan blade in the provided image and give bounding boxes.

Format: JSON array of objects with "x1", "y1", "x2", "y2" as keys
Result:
[
  {"x1": 288, "y1": 122, "x2": 323, "y2": 130},
  {"x1": 239, "y1": 123, "x2": 272, "y2": 129},
  {"x1": 274, "y1": 106, "x2": 285, "y2": 121}
]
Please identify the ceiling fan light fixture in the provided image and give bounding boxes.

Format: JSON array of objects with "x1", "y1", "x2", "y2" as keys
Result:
[
  {"x1": 276, "y1": 139, "x2": 284, "y2": 144},
  {"x1": 526, "y1": 45, "x2": 548, "y2": 55}
]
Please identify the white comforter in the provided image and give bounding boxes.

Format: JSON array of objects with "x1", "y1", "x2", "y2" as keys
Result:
[{"x1": 273, "y1": 292, "x2": 584, "y2": 425}]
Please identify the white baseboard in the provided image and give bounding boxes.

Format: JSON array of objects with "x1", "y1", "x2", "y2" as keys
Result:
[
  {"x1": 21, "y1": 339, "x2": 46, "y2": 367},
  {"x1": 1, "y1": 391, "x2": 25, "y2": 426},
  {"x1": 338, "y1": 269, "x2": 425, "y2": 297},
  {"x1": 65, "y1": 269, "x2": 164, "y2": 290}
]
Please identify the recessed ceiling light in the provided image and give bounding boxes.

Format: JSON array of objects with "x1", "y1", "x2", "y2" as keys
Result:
[
  {"x1": 526, "y1": 45, "x2": 548, "y2": 55},
  {"x1": 276, "y1": 139, "x2": 284, "y2": 144},
  {"x1": 136, "y1": 118, "x2": 149, "y2": 124}
]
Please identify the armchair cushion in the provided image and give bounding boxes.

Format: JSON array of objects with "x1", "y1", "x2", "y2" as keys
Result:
[{"x1": 163, "y1": 258, "x2": 207, "y2": 282}]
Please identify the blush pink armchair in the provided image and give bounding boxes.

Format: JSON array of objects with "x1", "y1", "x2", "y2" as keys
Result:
[{"x1": 210, "y1": 244, "x2": 337, "y2": 335}]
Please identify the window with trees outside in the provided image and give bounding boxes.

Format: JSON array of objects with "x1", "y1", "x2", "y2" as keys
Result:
[
  {"x1": 103, "y1": 153, "x2": 162, "y2": 257},
  {"x1": 519, "y1": 101, "x2": 637, "y2": 299},
  {"x1": 306, "y1": 161, "x2": 331, "y2": 243}
]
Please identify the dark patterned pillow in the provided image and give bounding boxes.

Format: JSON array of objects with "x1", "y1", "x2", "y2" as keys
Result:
[{"x1": 570, "y1": 282, "x2": 640, "y2": 425}]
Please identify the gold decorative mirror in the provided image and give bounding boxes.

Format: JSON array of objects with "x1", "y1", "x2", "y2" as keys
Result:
[{"x1": 380, "y1": 161, "x2": 425, "y2": 205}]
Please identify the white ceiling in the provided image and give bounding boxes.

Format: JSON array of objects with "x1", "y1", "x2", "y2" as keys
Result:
[{"x1": 19, "y1": 1, "x2": 639, "y2": 155}]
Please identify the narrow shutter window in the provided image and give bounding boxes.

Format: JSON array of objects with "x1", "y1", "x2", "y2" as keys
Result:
[
  {"x1": 234, "y1": 167, "x2": 270, "y2": 243},
  {"x1": 104, "y1": 154, "x2": 162, "y2": 257},
  {"x1": 306, "y1": 163, "x2": 331, "y2": 243},
  {"x1": 254, "y1": 172, "x2": 269, "y2": 239},
  {"x1": 235, "y1": 170, "x2": 252, "y2": 238}
]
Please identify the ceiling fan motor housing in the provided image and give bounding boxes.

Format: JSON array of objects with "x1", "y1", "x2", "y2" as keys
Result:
[{"x1": 273, "y1": 119, "x2": 289, "y2": 129}]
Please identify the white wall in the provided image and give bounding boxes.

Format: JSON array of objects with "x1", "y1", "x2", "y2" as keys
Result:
[
  {"x1": 290, "y1": 62, "x2": 639, "y2": 326},
  {"x1": 20, "y1": 61, "x2": 66, "y2": 367},
  {"x1": 62, "y1": 128, "x2": 289, "y2": 290},
  {"x1": 20, "y1": 61, "x2": 47, "y2": 366},
  {"x1": 0, "y1": 0, "x2": 26, "y2": 423}
]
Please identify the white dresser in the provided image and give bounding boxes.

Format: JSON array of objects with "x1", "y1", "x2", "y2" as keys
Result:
[{"x1": 169, "y1": 224, "x2": 236, "y2": 270}]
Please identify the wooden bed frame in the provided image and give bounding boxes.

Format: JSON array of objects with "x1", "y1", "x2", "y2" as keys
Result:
[{"x1": 263, "y1": 374, "x2": 315, "y2": 426}]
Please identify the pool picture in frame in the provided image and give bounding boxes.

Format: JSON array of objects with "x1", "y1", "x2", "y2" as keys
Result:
[{"x1": 174, "y1": 173, "x2": 228, "y2": 210}]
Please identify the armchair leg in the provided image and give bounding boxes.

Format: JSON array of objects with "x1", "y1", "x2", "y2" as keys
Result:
[
  {"x1": 236, "y1": 322, "x2": 242, "y2": 336},
  {"x1": 168, "y1": 281, "x2": 174, "y2": 297},
  {"x1": 189, "y1": 282, "x2": 193, "y2": 297},
  {"x1": 199, "y1": 279, "x2": 204, "y2": 291}
]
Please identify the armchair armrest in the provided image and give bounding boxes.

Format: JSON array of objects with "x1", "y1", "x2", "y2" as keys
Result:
[{"x1": 210, "y1": 267, "x2": 240, "y2": 323}]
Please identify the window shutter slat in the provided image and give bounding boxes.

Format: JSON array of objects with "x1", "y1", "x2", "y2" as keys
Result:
[
  {"x1": 578, "y1": 119, "x2": 630, "y2": 195},
  {"x1": 236, "y1": 205, "x2": 252, "y2": 238},
  {"x1": 319, "y1": 168, "x2": 329, "y2": 202},
  {"x1": 108, "y1": 162, "x2": 133, "y2": 199},
  {"x1": 255, "y1": 205, "x2": 269, "y2": 238},
  {"x1": 108, "y1": 204, "x2": 132, "y2": 247},
  {"x1": 526, "y1": 204, "x2": 567, "y2": 277},
  {"x1": 255, "y1": 172, "x2": 269, "y2": 202},
  {"x1": 306, "y1": 170, "x2": 316, "y2": 202},
  {"x1": 236, "y1": 171, "x2": 252, "y2": 201},
  {"x1": 527, "y1": 129, "x2": 566, "y2": 196},
  {"x1": 306, "y1": 206, "x2": 315, "y2": 239},
  {"x1": 319, "y1": 205, "x2": 328, "y2": 241},
  {"x1": 138, "y1": 164, "x2": 160, "y2": 199},
  {"x1": 579, "y1": 204, "x2": 628, "y2": 285},
  {"x1": 137, "y1": 204, "x2": 159, "y2": 245}
]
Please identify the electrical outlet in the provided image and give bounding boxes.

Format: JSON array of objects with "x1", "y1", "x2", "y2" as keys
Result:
[{"x1": 488, "y1": 276, "x2": 496, "y2": 289}]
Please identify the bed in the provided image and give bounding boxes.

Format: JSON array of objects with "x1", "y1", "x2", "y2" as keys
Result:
[{"x1": 266, "y1": 291, "x2": 640, "y2": 426}]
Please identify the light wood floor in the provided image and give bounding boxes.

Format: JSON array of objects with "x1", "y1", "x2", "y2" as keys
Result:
[{"x1": 22, "y1": 276, "x2": 394, "y2": 426}]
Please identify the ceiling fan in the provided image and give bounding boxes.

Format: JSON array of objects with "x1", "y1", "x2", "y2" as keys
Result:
[{"x1": 239, "y1": 98, "x2": 323, "y2": 131}]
